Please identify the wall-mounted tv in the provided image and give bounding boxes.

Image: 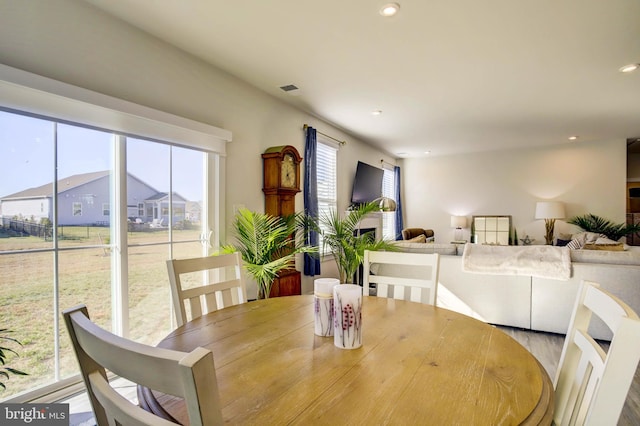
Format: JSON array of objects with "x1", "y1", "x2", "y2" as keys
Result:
[{"x1": 350, "y1": 161, "x2": 384, "y2": 206}]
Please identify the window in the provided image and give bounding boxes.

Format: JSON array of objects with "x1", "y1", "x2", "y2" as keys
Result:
[
  {"x1": 72, "y1": 202, "x2": 82, "y2": 216},
  {"x1": 0, "y1": 108, "x2": 216, "y2": 401},
  {"x1": 382, "y1": 167, "x2": 396, "y2": 240},
  {"x1": 316, "y1": 141, "x2": 337, "y2": 254},
  {"x1": 138, "y1": 203, "x2": 144, "y2": 217},
  {"x1": 0, "y1": 66, "x2": 229, "y2": 402}
]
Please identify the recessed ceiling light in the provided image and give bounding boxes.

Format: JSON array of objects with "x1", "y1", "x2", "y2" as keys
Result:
[
  {"x1": 424, "y1": 150, "x2": 431, "y2": 154},
  {"x1": 371, "y1": 109, "x2": 382, "y2": 116},
  {"x1": 379, "y1": 3, "x2": 400, "y2": 17},
  {"x1": 619, "y1": 63, "x2": 639, "y2": 73},
  {"x1": 568, "y1": 136, "x2": 578, "y2": 141},
  {"x1": 397, "y1": 152, "x2": 408, "y2": 157}
]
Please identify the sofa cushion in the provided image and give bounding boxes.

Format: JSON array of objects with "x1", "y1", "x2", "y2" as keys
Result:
[
  {"x1": 402, "y1": 228, "x2": 435, "y2": 240},
  {"x1": 407, "y1": 234, "x2": 426, "y2": 243}
]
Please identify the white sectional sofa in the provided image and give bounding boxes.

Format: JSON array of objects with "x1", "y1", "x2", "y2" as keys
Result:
[{"x1": 389, "y1": 242, "x2": 640, "y2": 340}]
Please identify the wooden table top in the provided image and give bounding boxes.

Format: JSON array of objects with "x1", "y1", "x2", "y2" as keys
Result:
[{"x1": 143, "y1": 295, "x2": 553, "y2": 425}]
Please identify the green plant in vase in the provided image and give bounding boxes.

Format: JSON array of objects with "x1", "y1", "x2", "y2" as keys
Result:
[
  {"x1": 222, "y1": 208, "x2": 315, "y2": 299},
  {"x1": 310, "y1": 201, "x2": 397, "y2": 284}
]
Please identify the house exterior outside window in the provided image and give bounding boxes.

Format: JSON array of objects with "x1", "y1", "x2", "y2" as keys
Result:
[{"x1": 72, "y1": 202, "x2": 82, "y2": 216}]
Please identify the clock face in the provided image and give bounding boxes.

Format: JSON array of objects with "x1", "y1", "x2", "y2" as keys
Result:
[{"x1": 281, "y1": 154, "x2": 296, "y2": 188}]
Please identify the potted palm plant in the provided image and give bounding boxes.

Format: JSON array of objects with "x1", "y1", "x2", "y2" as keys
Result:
[
  {"x1": 568, "y1": 213, "x2": 640, "y2": 241},
  {"x1": 223, "y1": 208, "x2": 315, "y2": 299},
  {"x1": 311, "y1": 201, "x2": 397, "y2": 283}
]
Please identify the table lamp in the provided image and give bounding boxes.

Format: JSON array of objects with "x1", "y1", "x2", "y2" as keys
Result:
[
  {"x1": 450, "y1": 215, "x2": 467, "y2": 241},
  {"x1": 535, "y1": 201, "x2": 565, "y2": 245}
]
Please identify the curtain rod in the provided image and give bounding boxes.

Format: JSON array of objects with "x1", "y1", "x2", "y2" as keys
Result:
[
  {"x1": 303, "y1": 124, "x2": 346, "y2": 146},
  {"x1": 381, "y1": 159, "x2": 395, "y2": 168}
]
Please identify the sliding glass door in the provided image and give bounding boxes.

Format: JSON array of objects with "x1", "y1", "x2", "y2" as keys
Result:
[{"x1": 0, "y1": 109, "x2": 212, "y2": 399}]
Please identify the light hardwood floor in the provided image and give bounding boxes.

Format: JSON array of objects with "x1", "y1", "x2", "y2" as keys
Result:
[
  {"x1": 61, "y1": 327, "x2": 640, "y2": 425},
  {"x1": 497, "y1": 325, "x2": 640, "y2": 426}
]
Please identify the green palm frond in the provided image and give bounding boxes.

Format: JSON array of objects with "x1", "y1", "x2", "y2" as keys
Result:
[
  {"x1": 0, "y1": 329, "x2": 27, "y2": 390},
  {"x1": 568, "y1": 213, "x2": 640, "y2": 241},
  {"x1": 223, "y1": 209, "x2": 316, "y2": 298},
  {"x1": 310, "y1": 202, "x2": 397, "y2": 283}
]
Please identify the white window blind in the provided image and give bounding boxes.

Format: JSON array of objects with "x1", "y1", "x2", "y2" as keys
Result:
[
  {"x1": 317, "y1": 141, "x2": 337, "y2": 254},
  {"x1": 382, "y1": 167, "x2": 396, "y2": 240}
]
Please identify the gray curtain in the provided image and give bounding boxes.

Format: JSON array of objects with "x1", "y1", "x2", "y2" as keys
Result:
[{"x1": 304, "y1": 126, "x2": 321, "y2": 275}]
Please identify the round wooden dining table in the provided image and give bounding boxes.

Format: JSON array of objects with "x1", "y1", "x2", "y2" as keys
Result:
[{"x1": 140, "y1": 295, "x2": 554, "y2": 425}]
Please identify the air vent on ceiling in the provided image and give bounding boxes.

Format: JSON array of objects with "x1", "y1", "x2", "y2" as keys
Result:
[{"x1": 279, "y1": 84, "x2": 299, "y2": 92}]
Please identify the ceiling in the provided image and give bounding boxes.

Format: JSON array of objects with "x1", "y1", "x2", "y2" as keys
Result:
[{"x1": 81, "y1": 0, "x2": 640, "y2": 158}]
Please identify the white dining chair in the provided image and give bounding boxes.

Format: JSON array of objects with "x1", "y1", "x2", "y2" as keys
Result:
[
  {"x1": 167, "y1": 252, "x2": 247, "y2": 327},
  {"x1": 63, "y1": 304, "x2": 223, "y2": 426},
  {"x1": 363, "y1": 250, "x2": 440, "y2": 305},
  {"x1": 553, "y1": 280, "x2": 640, "y2": 425}
]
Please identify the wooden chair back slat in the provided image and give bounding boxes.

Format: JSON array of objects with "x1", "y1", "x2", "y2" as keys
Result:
[
  {"x1": 553, "y1": 280, "x2": 640, "y2": 425},
  {"x1": 363, "y1": 250, "x2": 440, "y2": 306},
  {"x1": 63, "y1": 305, "x2": 223, "y2": 426},
  {"x1": 167, "y1": 253, "x2": 247, "y2": 327}
]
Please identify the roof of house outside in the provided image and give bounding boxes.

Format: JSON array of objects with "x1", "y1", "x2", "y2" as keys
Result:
[
  {"x1": 1, "y1": 170, "x2": 111, "y2": 200},
  {"x1": 1, "y1": 170, "x2": 190, "y2": 203},
  {"x1": 146, "y1": 192, "x2": 187, "y2": 202}
]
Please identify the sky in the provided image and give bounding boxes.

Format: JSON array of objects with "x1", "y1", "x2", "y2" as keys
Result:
[{"x1": 0, "y1": 109, "x2": 203, "y2": 201}]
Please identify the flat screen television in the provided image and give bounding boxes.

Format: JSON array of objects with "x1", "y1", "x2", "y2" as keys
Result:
[{"x1": 350, "y1": 161, "x2": 384, "y2": 206}]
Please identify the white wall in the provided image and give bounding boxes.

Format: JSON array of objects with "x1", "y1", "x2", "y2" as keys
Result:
[
  {"x1": 0, "y1": 0, "x2": 397, "y2": 295},
  {"x1": 401, "y1": 139, "x2": 627, "y2": 244},
  {"x1": 1, "y1": 198, "x2": 50, "y2": 222},
  {"x1": 0, "y1": 1, "x2": 628, "y2": 293}
]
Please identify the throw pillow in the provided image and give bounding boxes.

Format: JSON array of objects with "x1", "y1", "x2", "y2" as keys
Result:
[
  {"x1": 566, "y1": 238, "x2": 584, "y2": 250},
  {"x1": 594, "y1": 236, "x2": 619, "y2": 245},
  {"x1": 407, "y1": 234, "x2": 426, "y2": 243},
  {"x1": 571, "y1": 232, "x2": 604, "y2": 245},
  {"x1": 556, "y1": 239, "x2": 571, "y2": 247}
]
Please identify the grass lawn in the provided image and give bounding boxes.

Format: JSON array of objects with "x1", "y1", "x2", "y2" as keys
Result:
[{"x1": 0, "y1": 226, "x2": 202, "y2": 399}]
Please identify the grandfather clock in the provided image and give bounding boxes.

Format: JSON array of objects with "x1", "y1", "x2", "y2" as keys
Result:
[{"x1": 262, "y1": 145, "x2": 302, "y2": 297}]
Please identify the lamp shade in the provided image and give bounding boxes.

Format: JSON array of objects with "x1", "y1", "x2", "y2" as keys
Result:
[
  {"x1": 377, "y1": 196, "x2": 397, "y2": 212},
  {"x1": 535, "y1": 201, "x2": 566, "y2": 219},
  {"x1": 450, "y1": 215, "x2": 467, "y2": 228}
]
